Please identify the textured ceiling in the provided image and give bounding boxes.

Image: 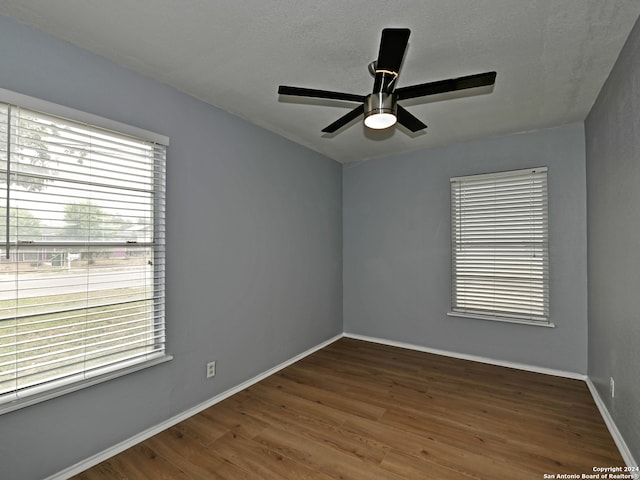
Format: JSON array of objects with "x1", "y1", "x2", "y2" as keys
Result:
[{"x1": 1, "y1": 1, "x2": 639, "y2": 163}]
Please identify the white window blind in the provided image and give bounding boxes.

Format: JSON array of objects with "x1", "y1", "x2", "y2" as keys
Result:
[
  {"x1": 450, "y1": 167, "x2": 549, "y2": 324},
  {"x1": 0, "y1": 92, "x2": 169, "y2": 411}
]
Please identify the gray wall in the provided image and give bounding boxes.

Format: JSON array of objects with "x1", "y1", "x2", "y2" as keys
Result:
[
  {"x1": 344, "y1": 123, "x2": 588, "y2": 373},
  {"x1": 585, "y1": 15, "x2": 640, "y2": 463},
  {"x1": 0, "y1": 15, "x2": 342, "y2": 480}
]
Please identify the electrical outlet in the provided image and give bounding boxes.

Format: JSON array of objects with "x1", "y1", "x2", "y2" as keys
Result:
[
  {"x1": 206, "y1": 361, "x2": 216, "y2": 379},
  {"x1": 610, "y1": 377, "x2": 615, "y2": 398}
]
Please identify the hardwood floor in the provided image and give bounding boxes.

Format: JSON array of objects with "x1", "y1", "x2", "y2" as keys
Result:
[{"x1": 73, "y1": 338, "x2": 624, "y2": 479}]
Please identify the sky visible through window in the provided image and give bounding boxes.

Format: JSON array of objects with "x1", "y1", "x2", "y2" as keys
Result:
[{"x1": 1, "y1": 105, "x2": 155, "y2": 243}]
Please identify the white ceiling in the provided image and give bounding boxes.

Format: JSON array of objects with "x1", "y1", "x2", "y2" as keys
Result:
[{"x1": 1, "y1": 1, "x2": 639, "y2": 163}]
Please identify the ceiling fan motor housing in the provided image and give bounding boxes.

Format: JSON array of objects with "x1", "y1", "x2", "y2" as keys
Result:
[{"x1": 364, "y1": 92, "x2": 397, "y2": 129}]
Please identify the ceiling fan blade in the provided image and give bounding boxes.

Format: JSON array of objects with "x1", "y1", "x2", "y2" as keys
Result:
[
  {"x1": 322, "y1": 105, "x2": 365, "y2": 133},
  {"x1": 278, "y1": 85, "x2": 365, "y2": 103},
  {"x1": 395, "y1": 71, "x2": 497, "y2": 100},
  {"x1": 396, "y1": 105, "x2": 427, "y2": 132},
  {"x1": 376, "y1": 28, "x2": 411, "y2": 74}
]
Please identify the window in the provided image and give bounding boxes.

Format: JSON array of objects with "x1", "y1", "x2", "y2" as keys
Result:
[
  {"x1": 449, "y1": 167, "x2": 550, "y2": 326},
  {"x1": 0, "y1": 89, "x2": 170, "y2": 413}
]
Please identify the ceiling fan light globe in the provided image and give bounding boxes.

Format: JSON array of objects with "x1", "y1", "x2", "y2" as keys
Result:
[
  {"x1": 364, "y1": 92, "x2": 398, "y2": 130},
  {"x1": 364, "y1": 112, "x2": 397, "y2": 129}
]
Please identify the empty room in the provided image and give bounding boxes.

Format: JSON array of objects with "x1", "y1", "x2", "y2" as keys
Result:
[{"x1": 0, "y1": 2, "x2": 639, "y2": 479}]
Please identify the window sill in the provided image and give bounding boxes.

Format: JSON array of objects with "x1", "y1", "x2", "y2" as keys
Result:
[
  {"x1": 0, "y1": 353, "x2": 173, "y2": 416},
  {"x1": 447, "y1": 311, "x2": 555, "y2": 328}
]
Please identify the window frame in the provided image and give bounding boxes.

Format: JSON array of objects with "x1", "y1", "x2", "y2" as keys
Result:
[
  {"x1": 0, "y1": 89, "x2": 171, "y2": 414},
  {"x1": 448, "y1": 167, "x2": 552, "y2": 327}
]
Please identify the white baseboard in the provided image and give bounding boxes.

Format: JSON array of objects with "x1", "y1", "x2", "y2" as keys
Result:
[
  {"x1": 586, "y1": 378, "x2": 638, "y2": 468},
  {"x1": 48, "y1": 334, "x2": 343, "y2": 480},
  {"x1": 344, "y1": 333, "x2": 587, "y2": 380},
  {"x1": 50, "y1": 332, "x2": 636, "y2": 478}
]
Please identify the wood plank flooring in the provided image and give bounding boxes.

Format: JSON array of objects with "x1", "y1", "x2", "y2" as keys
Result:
[{"x1": 73, "y1": 338, "x2": 624, "y2": 479}]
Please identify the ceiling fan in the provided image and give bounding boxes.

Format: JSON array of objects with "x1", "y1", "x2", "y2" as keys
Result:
[{"x1": 278, "y1": 28, "x2": 496, "y2": 134}]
